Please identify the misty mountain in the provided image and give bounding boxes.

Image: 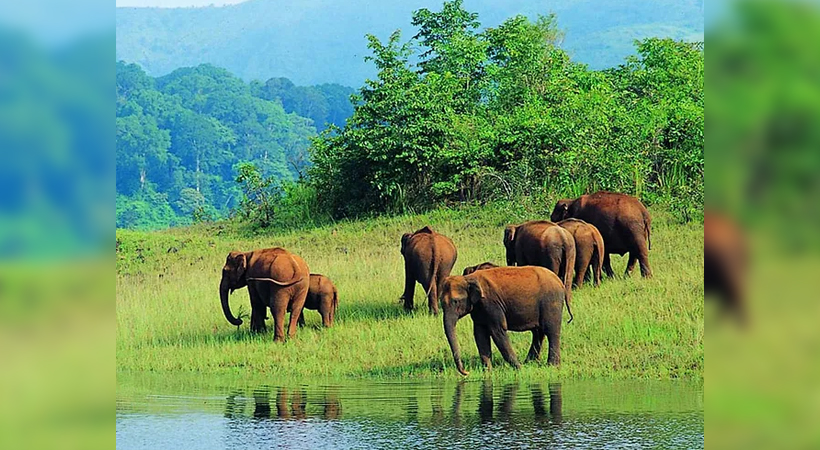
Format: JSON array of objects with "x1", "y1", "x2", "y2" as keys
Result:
[{"x1": 116, "y1": 0, "x2": 703, "y2": 86}]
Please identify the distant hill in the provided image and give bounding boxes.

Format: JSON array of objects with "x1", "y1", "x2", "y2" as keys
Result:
[{"x1": 116, "y1": 0, "x2": 703, "y2": 86}]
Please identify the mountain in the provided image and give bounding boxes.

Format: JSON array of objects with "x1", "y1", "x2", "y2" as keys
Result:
[{"x1": 116, "y1": 0, "x2": 703, "y2": 86}]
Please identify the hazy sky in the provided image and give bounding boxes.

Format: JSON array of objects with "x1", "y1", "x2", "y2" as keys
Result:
[{"x1": 116, "y1": 0, "x2": 246, "y2": 7}]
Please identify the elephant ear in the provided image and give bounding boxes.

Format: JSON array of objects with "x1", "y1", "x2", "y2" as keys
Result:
[
  {"x1": 466, "y1": 277, "x2": 484, "y2": 307},
  {"x1": 503, "y1": 225, "x2": 517, "y2": 248},
  {"x1": 234, "y1": 252, "x2": 247, "y2": 277},
  {"x1": 401, "y1": 233, "x2": 412, "y2": 254}
]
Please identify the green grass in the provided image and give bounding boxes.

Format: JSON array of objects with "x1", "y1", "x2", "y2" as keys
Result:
[{"x1": 116, "y1": 202, "x2": 703, "y2": 380}]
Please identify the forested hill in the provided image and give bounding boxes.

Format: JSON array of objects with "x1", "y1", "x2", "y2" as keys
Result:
[
  {"x1": 116, "y1": 0, "x2": 703, "y2": 86},
  {"x1": 115, "y1": 62, "x2": 354, "y2": 230}
]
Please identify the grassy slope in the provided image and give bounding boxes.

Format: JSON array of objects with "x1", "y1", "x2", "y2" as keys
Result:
[{"x1": 116, "y1": 202, "x2": 703, "y2": 380}]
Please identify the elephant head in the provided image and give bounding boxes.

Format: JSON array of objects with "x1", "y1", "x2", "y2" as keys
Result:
[
  {"x1": 219, "y1": 251, "x2": 248, "y2": 326},
  {"x1": 550, "y1": 199, "x2": 573, "y2": 222},
  {"x1": 440, "y1": 276, "x2": 482, "y2": 376},
  {"x1": 400, "y1": 232, "x2": 413, "y2": 254},
  {"x1": 503, "y1": 225, "x2": 518, "y2": 266}
]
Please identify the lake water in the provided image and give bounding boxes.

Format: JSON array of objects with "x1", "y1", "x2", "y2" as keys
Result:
[{"x1": 117, "y1": 375, "x2": 702, "y2": 449}]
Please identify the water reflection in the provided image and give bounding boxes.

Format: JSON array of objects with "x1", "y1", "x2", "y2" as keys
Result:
[{"x1": 117, "y1": 378, "x2": 703, "y2": 449}]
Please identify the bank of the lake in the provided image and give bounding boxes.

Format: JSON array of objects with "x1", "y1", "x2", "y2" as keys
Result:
[{"x1": 116, "y1": 202, "x2": 703, "y2": 380}]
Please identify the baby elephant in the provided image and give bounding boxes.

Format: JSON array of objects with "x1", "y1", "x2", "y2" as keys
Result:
[
  {"x1": 462, "y1": 262, "x2": 499, "y2": 276},
  {"x1": 440, "y1": 266, "x2": 566, "y2": 376},
  {"x1": 289, "y1": 273, "x2": 338, "y2": 328}
]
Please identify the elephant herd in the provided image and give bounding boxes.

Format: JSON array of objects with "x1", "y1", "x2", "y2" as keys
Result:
[{"x1": 219, "y1": 191, "x2": 653, "y2": 375}]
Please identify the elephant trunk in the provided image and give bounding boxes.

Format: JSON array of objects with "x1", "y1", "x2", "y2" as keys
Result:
[
  {"x1": 444, "y1": 311, "x2": 468, "y2": 376},
  {"x1": 220, "y1": 278, "x2": 243, "y2": 326}
]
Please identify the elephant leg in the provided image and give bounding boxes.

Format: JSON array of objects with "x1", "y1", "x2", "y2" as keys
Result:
[
  {"x1": 473, "y1": 323, "x2": 492, "y2": 370},
  {"x1": 636, "y1": 240, "x2": 653, "y2": 278},
  {"x1": 402, "y1": 262, "x2": 416, "y2": 312},
  {"x1": 490, "y1": 328, "x2": 522, "y2": 370},
  {"x1": 526, "y1": 329, "x2": 545, "y2": 362},
  {"x1": 545, "y1": 324, "x2": 561, "y2": 366},
  {"x1": 287, "y1": 286, "x2": 308, "y2": 339},
  {"x1": 574, "y1": 249, "x2": 592, "y2": 289},
  {"x1": 249, "y1": 284, "x2": 268, "y2": 333},
  {"x1": 603, "y1": 253, "x2": 616, "y2": 278},
  {"x1": 319, "y1": 294, "x2": 333, "y2": 327},
  {"x1": 625, "y1": 253, "x2": 638, "y2": 276},
  {"x1": 270, "y1": 292, "x2": 289, "y2": 342},
  {"x1": 594, "y1": 249, "x2": 603, "y2": 287},
  {"x1": 297, "y1": 311, "x2": 306, "y2": 328}
]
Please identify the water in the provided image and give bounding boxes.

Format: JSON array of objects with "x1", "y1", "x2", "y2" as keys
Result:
[{"x1": 117, "y1": 375, "x2": 703, "y2": 449}]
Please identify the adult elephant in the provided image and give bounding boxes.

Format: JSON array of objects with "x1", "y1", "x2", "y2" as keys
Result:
[
  {"x1": 219, "y1": 247, "x2": 310, "y2": 342},
  {"x1": 290, "y1": 273, "x2": 339, "y2": 328},
  {"x1": 400, "y1": 226, "x2": 458, "y2": 315},
  {"x1": 439, "y1": 266, "x2": 567, "y2": 375},
  {"x1": 705, "y1": 212, "x2": 746, "y2": 324},
  {"x1": 557, "y1": 218, "x2": 605, "y2": 288},
  {"x1": 503, "y1": 220, "x2": 575, "y2": 322},
  {"x1": 551, "y1": 191, "x2": 652, "y2": 278}
]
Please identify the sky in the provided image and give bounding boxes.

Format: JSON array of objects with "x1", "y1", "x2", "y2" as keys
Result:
[{"x1": 117, "y1": 0, "x2": 247, "y2": 6}]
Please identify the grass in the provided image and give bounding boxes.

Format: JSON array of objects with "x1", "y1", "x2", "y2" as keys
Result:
[{"x1": 116, "y1": 201, "x2": 703, "y2": 380}]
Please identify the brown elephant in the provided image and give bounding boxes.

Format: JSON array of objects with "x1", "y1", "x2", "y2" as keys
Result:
[
  {"x1": 400, "y1": 226, "x2": 458, "y2": 315},
  {"x1": 551, "y1": 191, "x2": 652, "y2": 278},
  {"x1": 705, "y1": 212, "x2": 747, "y2": 324},
  {"x1": 503, "y1": 220, "x2": 575, "y2": 322},
  {"x1": 219, "y1": 247, "x2": 310, "y2": 342},
  {"x1": 557, "y1": 218, "x2": 605, "y2": 288},
  {"x1": 440, "y1": 266, "x2": 566, "y2": 375},
  {"x1": 462, "y1": 262, "x2": 498, "y2": 276},
  {"x1": 289, "y1": 273, "x2": 339, "y2": 328}
]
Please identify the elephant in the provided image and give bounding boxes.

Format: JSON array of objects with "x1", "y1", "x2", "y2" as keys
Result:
[
  {"x1": 289, "y1": 273, "x2": 339, "y2": 328},
  {"x1": 557, "y1": 218, "x2": 605, "y2": 288},
  {"x1": 551, "y1": 191, "x2": 652, "y2": 278},
  {"x1": 219, "y1": 247, "x2": 310, "y2": 342},
  {"x1": 503, "y1": 220, "x2": 575, "y2": 322},
  {"x1": 440, "y1": 266, "x2": 566, "y2": 375},
  {"x1": 704, "y1": 211, "x2": 747, "y2": 324},
  {"x1": 462, "y1": 262, "x2": 498, "y2": 276},
  {"x1": 400, "y1": 226, "x2": 458, "y2": 315}
]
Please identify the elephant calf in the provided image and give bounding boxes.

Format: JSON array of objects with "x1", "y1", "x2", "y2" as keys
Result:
[
  {"x1": 440, "y1": 266, "x2": 567, "y2": 375},
  {"x1": 462, "y1": 262, "x2": 498, "y2": 276},
  {"x1": 400, "y1": 226, "x2": 458, "y2": 315},
  {"x1": 557, "y1": 218, "x2": 605, "y2": 288},
  {"x1": 290, "y1": 273, "x2": 339, "y2": 328}
]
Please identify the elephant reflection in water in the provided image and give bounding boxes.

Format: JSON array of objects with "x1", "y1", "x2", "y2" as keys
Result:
[
  {"x1": 467, "y1": 380, "x2": 562, "y2": 424},
  {"x1": 223, "y1": 387, "x2": 342, "y2": 421}
]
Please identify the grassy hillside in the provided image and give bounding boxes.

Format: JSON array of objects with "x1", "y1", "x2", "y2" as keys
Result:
[
  {"x1": 116, "y1": 202, "x2": 703, "y2": 380},
  {"x1": 115, "y1": 0, "x2": 703, "y2": 86}
]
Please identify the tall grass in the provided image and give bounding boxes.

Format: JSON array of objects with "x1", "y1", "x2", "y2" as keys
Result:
[{"x1": 116, "y1": 201, "x2": 703, "y2": 380}]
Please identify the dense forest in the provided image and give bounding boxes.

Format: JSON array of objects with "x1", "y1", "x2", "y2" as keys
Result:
[
  {"x1": 116, "y1": 1, "x2": 703, "y2": 231},
  {"x1": 115, "y1": 63, "x2": 353, "y2": 229},
  {"x1": 116, "y1": 0, "x2": 703, "y2": 86},
  {"x1": 307, "y1": 2, "x2": 703, "y2": 223}
]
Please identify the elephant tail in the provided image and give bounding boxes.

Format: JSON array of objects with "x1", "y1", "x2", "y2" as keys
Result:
[
  {"x1": 425, "y1": 245, "x2": 441, "y2": 299},
  {"x1": 332, "y1": 287, "x2": 339, "y2": 310},
  {"x1": 247, "y1": 255, "x2": 305, "y2": 286},
  {"x1": 562, "y1": 241, "x2": 575, "y2": 324},
  {"x1": 643, "y1": 209, "x2": 652, "y2": 250},
  {"x1": 247, "y1": 276, "x2": 304, "y2": 287}
]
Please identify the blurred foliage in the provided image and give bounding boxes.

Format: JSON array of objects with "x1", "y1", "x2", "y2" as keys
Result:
[
  {"x1": 707, "y1": 1, "x2": 820, "y2": 449},
  {"x1": 308, "y1": 1, "x2": 703, "y2": 222},
  {"x1": 116, "y1": 62, "x2": 353, "y2": 230}
]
